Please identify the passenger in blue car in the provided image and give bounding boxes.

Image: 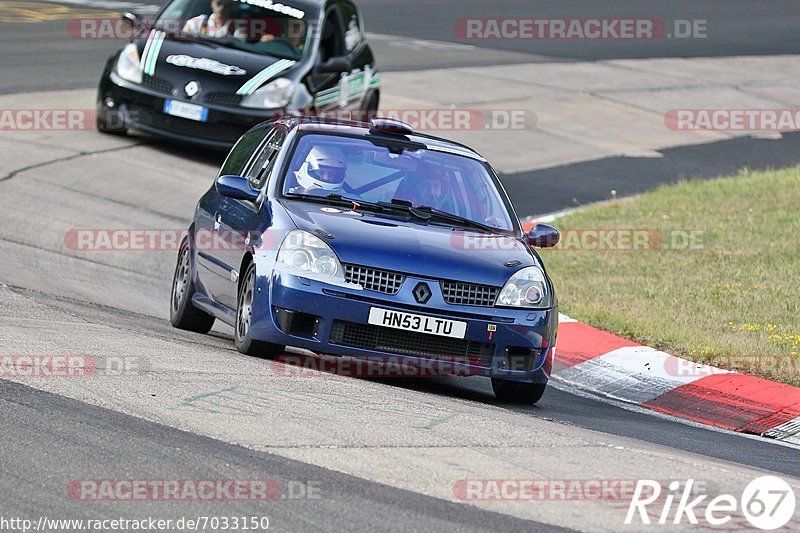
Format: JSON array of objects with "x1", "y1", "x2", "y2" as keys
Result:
[
  {"x1": 401, "y1": 162, "x2": 452, "y2": 210},
  {"x1": 290, "y1": 145, "x2": 348, "y2": 195}
]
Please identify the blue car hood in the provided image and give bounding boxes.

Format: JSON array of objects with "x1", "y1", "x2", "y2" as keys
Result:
[{"x1": 282, "y1": 200, "x2": 535, "y2": 287}]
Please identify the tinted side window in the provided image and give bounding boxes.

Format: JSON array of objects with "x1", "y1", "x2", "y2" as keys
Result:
[
  {"x1": 338, "y1": 1, "x2": 362, "y2": 52},
  {"x1": 319, "y1": 8, "x2": 344, "y2": 61},
  {"x1": 245, "y1": 129, "x2": 287, "y2": 189},
  {"x1": 218, "y1": 125, "x2": 270, "y2": 177}
]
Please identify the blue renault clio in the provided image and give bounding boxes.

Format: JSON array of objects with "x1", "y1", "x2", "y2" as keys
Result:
[{"x1": 170, "y1": 117, "x2": 560, "y2": 403}]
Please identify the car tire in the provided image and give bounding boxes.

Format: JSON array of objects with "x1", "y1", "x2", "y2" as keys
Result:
[
  {"x1": 170, "y1": 239, "x2": 215, "y2": 333},
  {"x1": 491, "y1": 379, "x2": 547, "y2": 404},
  {"x1": 96, "y1": 106, "x2": 128, "y2": 135},
  {"x1": 96, "y1": 116, "x2": 128, "y2": 135},
  {"x1": 235, "y1": 263, "x2": 285, "y2": 358}
]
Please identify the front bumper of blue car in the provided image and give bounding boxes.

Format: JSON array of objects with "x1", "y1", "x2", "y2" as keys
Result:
[{"x1": 248, "y1": 267, "x2": 557, "y2": 383}]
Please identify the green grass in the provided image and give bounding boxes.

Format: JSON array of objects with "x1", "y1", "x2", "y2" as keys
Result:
[{"x1": 538, "y1": 166, "x2": 800, "y2": 385}]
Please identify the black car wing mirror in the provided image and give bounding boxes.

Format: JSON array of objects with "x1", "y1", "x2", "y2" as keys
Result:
[
  {"x1": 122, "y1": 11, "x2": 140, "y2": 27},
  {"x1": 316, "y1": 56, "x2": 352, "y2": 74}
]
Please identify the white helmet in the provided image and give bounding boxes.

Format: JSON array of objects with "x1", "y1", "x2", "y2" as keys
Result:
[{"x1": 295, "y1": 145, "x2": 347, "y2": 191}]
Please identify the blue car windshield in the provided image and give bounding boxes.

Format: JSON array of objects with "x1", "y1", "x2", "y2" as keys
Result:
[{"x1": 282, "y1": 134, "x2": 516, "y2": 232}]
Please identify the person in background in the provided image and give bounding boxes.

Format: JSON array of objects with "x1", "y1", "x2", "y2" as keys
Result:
[{"x1": 183, "y1": 0, "x2": 244, "y2": 38}]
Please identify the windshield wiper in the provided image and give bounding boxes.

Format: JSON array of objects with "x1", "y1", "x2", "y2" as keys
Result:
[
  {"x1": 377, "y1": 199, "x2": 432, "y2": 221},
  {"x1": 379, "y1": 199, "x2": 499, "y2": 230},
  {"x1": 414, "y1": 205, "x2": 501, "y2": 233},
  {"x1": 285, "y1": 192, "x2": 355, "y2": 208},
  {"x1": 285, "y1": 193, "x2": 391, "y2": 215}
]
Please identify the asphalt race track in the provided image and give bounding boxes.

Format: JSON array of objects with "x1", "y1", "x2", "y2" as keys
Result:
[{"x1": 1, "y1": 1, "x2": 800, "y2": 531}]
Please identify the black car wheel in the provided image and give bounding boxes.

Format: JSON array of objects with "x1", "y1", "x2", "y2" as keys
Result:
[
  {"x1": 170, "y1": 239, "x2": 215, "y2": 333},
  {"x1": 235, "y1": 263, "x2": 285, "y2": 358},
  {"x1": 491, "y1": 379, "x2": 547, "y2": 404},
  {"x1": 96, "y1": 104, "x2": 128, "y2": 135},
  {"x1": 96, "y1": 117, "x2": 128, "y2": 135}
]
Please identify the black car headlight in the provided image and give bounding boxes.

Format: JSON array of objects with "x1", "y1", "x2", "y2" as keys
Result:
[
  {"x1": 241, "y1": 78, "x2": 294, "y2": 108},
  {"x1": 496, "y1": 266, "x2": 551, "y2": 308},
  {"x1": 115, "y1": 43, "x2": 143, "y2": 84}
]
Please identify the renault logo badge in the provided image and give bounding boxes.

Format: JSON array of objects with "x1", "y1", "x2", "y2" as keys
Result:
[
  {"x1": 412, "y1": 282, "x2": 432, "y2": 304},
  {"x1": 185, "y1": 81, "x2": 200, "y2": 98}
]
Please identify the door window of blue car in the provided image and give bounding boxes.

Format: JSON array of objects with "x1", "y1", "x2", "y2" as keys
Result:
[
  {"x1": 281, "y1": 134, "x2": 515, "y2": 231},
  {"x1": 218, "y1": 123, "x2": 270, "y2": 177},
  {"x1": 244, "y1": 128, "x2": 286, "y2": 189}
]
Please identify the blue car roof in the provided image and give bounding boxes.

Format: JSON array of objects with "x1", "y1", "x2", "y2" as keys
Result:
[{"x1": 276, "y1": 117, "x2": 486, "y2": 161}]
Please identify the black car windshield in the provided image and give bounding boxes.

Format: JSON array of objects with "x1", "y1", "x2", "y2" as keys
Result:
[
  {"x1": 282, "y1": 133, "x2": 516, "y2": 232},
  {"x1": 155, "y1": 0, "x2": 310, "y2": 60}
]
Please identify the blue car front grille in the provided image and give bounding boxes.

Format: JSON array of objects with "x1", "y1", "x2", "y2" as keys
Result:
[
  {"x1": 329, "y1": 320, "x2": 494, "y2": 366},
  {"x1": 344, "y1": 264, "x2": 405, "y2": 295},
  {"x1": 440, "y1": 281, "x2": 499, "y2": 307}
]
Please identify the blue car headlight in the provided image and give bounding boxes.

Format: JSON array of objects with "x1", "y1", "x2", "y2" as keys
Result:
[
  {"x1": 115, "y1": 43, "x2": 143, "y2": 84},
  {"x1": 496, "y1": 266, "x2": 551, "y2": 308},
  {"x1": 276, "y1": 230, "x2": 345, "y2": 283}
]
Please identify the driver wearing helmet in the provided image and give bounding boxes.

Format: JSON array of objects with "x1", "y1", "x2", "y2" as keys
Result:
[{"x1": 290, "y1": 145, "x2": 348, "y2": 195}]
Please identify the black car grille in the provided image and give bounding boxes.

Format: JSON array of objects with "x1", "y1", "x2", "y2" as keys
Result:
[
  {"x1": 127, "y1": 104, "x2": 243, "y2": 144},
  {"x1": 329, "y1": 320, "x2": 494, "y2": 366},
  {"x1": 441, "y1": 281, "x2": 499, "y2": 307},
  {"x1": 344, "y1": 264, "x2": 405, "y2": 295},
  {"x1": 141, "y1": 75, "x2": 174, "y2": 94},
  {"x1": 204, "y1": 92, "x2": 244, "y2": 106}
]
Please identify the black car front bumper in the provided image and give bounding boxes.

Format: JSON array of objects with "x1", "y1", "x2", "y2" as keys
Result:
[{"x1": 98, "y1": 72, "x2": 286, "y2": 149}]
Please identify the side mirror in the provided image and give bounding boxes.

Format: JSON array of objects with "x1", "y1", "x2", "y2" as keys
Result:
[
  {"x1": 526, "y1": 223, "x2": 560, "y2": 248},
  {"x1": 122, "y1": 11, "x2": 139, "y2": 27},
  {"x1": 216, "y1": 175, "x2": 260, "y2": 201},
  {"x1": 316, "y1": 56, "x2": 351, "y2": 74}
]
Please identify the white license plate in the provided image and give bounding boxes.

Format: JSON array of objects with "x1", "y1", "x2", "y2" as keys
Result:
[
  {"x1": 368, "y1": 307, "x2": 467, "y2": 339},
  {"x1": 163, "y1": 99, "x2": 208, "y2": 122}
]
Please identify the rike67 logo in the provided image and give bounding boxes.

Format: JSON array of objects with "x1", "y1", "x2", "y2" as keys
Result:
[{"x1": 626, "y1": 476, "x2": 796, "y2": 530}]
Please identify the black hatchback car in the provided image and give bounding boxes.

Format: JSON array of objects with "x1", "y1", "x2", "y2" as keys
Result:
[{"x1": 96, "y1": 0, "x2": 379, "y2": 149}]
